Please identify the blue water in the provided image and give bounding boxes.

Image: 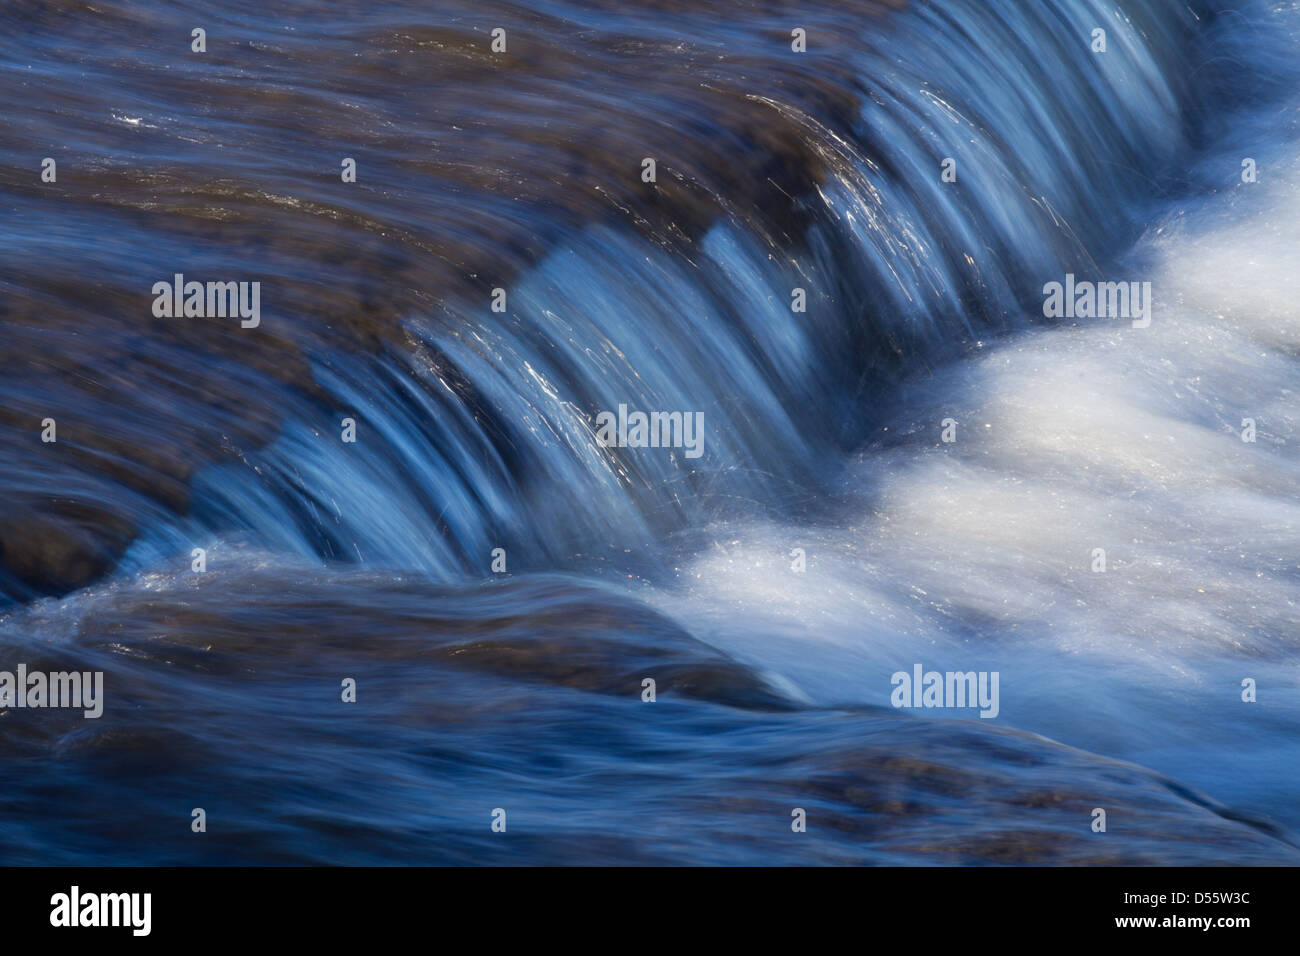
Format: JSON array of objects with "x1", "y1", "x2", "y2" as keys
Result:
[{"x1": 0, "y1": 0, "x2": 1296, "y2": 864}]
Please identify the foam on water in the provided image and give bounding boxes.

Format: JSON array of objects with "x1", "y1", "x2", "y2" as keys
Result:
[{"x1": 655, "y1": 39, "x2": 1300, "y2": 827}]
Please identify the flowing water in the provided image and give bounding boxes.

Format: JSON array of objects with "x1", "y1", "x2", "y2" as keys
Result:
[{"x1": 0, "y1": 0, "x2": 1296, "y2": 864}]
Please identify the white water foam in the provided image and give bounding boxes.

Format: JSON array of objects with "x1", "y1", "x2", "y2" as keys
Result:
[{"x1": 656, "y1": 8, "x2": 1300, "y2": 829}]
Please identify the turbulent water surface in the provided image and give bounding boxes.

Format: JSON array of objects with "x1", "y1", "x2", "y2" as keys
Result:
[{"x1": 0, "y1": 0, "x2": 1297, "y2": 864}]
